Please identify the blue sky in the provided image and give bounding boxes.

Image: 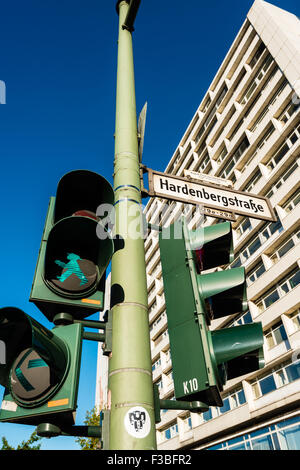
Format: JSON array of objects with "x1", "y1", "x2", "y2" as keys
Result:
[{"x1": 0, "y1": 0, "x2": 298, "y2": 451}]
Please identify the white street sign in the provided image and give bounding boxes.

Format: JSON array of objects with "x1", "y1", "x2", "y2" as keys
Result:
[{"x1": 147, "y1": 169, "x2": 276, "y2": 222}]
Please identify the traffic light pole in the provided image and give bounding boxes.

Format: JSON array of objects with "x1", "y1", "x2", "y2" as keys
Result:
[{"x1": 108, "y1": 1, "x2": 157, "y2": 449}]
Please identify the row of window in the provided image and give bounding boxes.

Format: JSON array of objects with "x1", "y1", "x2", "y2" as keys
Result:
[
  {"x1": 159, "y1": 355, "x2": 300, "y2": 444},
  {"x1": 206, "y1": 415, "x2": 300, "y2": 450},
  {"x1": 240, "y1": 53, "x2": 274, "y2": 106},
  {"x1": 256, "y1": 268, "x2": 300, "y2": 314},
  {"x1": 247, "y1": 229, "x2": 300, "y2": 286},
  {"x1": 231, "y1": 220, "x2": 283, "y2": 268},
  {"x1": 266, "y1": 123, "x2": 300, "y2": 172},
  {"x1": 252, "y1": 359, "x2": 300, "y2": 398}
]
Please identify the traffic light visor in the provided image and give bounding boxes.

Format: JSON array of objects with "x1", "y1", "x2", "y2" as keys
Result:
[
  {"x1": 211, "y1": 322, "x2": 265, "y2": 380},
  {"x1": 198, "y1": 267, "x2": 247, "y2": 319},
  {"x1": 188, "y1": 222, "x2": 234, "y2": 271},
  {"x1": 54, "y1": 170, "x2": 114, "y2": 223}
]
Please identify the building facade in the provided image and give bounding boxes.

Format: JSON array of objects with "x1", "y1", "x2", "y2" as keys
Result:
[{"x1": 144, "y1": 0, "x2": 300, "y2": 450}]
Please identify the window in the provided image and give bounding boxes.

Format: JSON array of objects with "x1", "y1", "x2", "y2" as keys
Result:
[
  {"x1": 265, "y1": 161, "x2": 299, "y2": 198},
  {"x1": 149, "y1": 300, "x2": 157, "y2": 313},
  {"x1": 277, "y1": 422, "x2": 300, "y2": 450},
  {"x1": 152, "y1": 358, "x2": 161, "y2": 372},
  {"x1": 216, "y1": 84, "x2": 228, "y2": 108},
  {"x1": 265, "y1": 323, "x2": 288, "y2": 349},
  {"x1": 217, "y1": 146, "x2": 228, "y2": 165},
  {"x1": 282, "y1": 188, "x2": 300, "y2": 214},
  {"x1": 206, "y1": 416, "x2": 300, "y2": 450},
  {"x1": 247, "y1": 261, "x2": 266, "y2": 285},
  {"x1": 289, "y1": 309, "x2": 300, "y2": 333},
  {"x1": 219, "y1": 137, "x2": 250, "y2": 178},
  {"x1": 249, "y1": 80, "x2": 288, "y2": 133},
  {"x1": 231, "y1": 220, "x2": 283, "y2": 268},
  {"x1": 267, "y1": 126, "x2": 300, "y2": 171},
  {"x1": 195, "y1": 107, "x2": 217, "y2": 143},
  {"x1": 194, "y1": 151, "x2": 210, "y2": 173},
  {"x1": 243, "y1": 169, "x2": 262, "y2": 192},
  {"x1": 278, "y1": 101, "x2": 300, "y2": 125},
  {"x1": 240, "y1": 54, "x2": 273, "y2": 105},
  {"x1": 184, "y1": 416, "x2": 192, "y2": 431},
  {"x1": 202, "y1": 408, "x2": 213, "y2": 422},
  {"x1": 249, "y1": 42, "x2": 266, "y2": 68},
  {"x1": 230, "y1": 310, "x2": 253, "y2": 326},
  {"x1": 236, "y1": 218, "x2": 252, "y2": 239},
  {"x1": 219, "y1": 398, "x2": 230, "y2": 415},
  {"x1": 164, "y1": 423, "x2": 178, "y2": 440},
  {"x1": 153, "y1": 329, "x2": 168, "y2": 347},
  {"x1": 201, "y1": 96, "x2": 211, "y2": 113},
  {"x1": 243, "y1": 125, "x2": 275, "y2": 174},
  {"x1": 270, "y1": 233, "x2": 297, "y2": 264},
  {"x1": 256, "y1": 268, "x2": 300, "y2": 312}
]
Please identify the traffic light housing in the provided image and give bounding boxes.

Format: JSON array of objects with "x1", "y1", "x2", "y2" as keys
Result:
[
  {"x1": 30, "y1": 170, "x2": 114, "y2": 321},
  {"x1": 159, "y1": 218, "x2": 264, "y2": 407},
  {"x1": 0, "y1": 307, "x2": 82, "y2": 426}
]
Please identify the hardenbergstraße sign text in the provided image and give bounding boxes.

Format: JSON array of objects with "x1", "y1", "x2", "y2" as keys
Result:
[{"x1": 147, "y1": 169, "x2": 276, "y2": 222}]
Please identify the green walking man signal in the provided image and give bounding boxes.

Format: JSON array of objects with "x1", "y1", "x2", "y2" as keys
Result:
[{"x1": 55, "y1": 254, "x2": 88, "y2": 286}]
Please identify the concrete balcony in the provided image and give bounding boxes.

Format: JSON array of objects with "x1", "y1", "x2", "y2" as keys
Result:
[
  {"x1": 249, "y1": 379, "x2": 300, "y2": 416},
  {"x1": 157, "y1": 409, "x2": 178, "y2": 428},
  {"x1": 149, "y1": 293, "x2": 165, "y2": 324},
  {"x1": 191, "y1": 403, "x2": 250, "y2": 448},
  {"x1": 157, "y1": 434, "x2": 180, "y2": 451},
  {"x1": 151, "y1": 331, "x2": 170, "y2": 361},
  {"x1": 264, "y1": 339, "x2": 291, "y2": 364},
  {"x1": 247, "y1": 242, "x2": 300, "y2": 301},
  {"x1": 146, "y1": 248, "x2": 160, "y2": 276},
  {"x1": 150, "y1": 313, "x2": 167, "y2": 341},
  {"x1": 270, "y1": 163, "x2": 300, "y2": 209},
  {"x1": 162, "y1": 357, "x2": 172, "y2": 374},
  {"x1": 152, "y1": 364, "x2": 162, "y2": 383},
  {"x1": 253, "y1": 284, "x2": 300, "y2": 329},
  {"x1": 145, "y1": 236, "x2": 159, "y2": 266}
]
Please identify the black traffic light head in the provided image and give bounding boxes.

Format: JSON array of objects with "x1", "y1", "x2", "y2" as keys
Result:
[
  {"x1": 30, "y1": 170, "x2": 114, "y2": 321},
  {"x1": 159, "y1": 218, "x2": 265, "y2": 407},
  {"x1": 0, "y1": 307, "x2": 82, "y2": 426}
]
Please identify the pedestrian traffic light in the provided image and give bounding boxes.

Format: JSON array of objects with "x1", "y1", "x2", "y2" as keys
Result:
[
  {"x1": 0, "y1": 307, "x2": 82, "y2": 426},
  {"x1": 30, "y1": 170, "x2": 114, "y2": 321},
  {"x1": 159, "y1": 218, "x2": 264, "y2": 407}
]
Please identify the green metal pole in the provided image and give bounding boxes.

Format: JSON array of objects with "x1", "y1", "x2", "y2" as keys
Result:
[{"x1": 108, "y1": 0, "x2": 157, "y2": 450}]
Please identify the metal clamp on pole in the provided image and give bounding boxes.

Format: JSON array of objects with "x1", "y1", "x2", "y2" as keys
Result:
[{"x1": 53, "y1": 311, "x2": 112, "y2": 355}]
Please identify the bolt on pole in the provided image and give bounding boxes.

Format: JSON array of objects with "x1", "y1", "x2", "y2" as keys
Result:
[{"x1": 108, "y1": 0, "x2": 157, "y2": 450}]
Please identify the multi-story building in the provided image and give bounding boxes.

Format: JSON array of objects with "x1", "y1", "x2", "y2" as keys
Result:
[{"x1": 144, "y1": 0, "x2": 300, "y2": 450}]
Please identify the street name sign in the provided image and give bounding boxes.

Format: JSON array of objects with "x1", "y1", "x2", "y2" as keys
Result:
[{"x1": 146, "y1": 168, "x2": 277, "y2": 222}]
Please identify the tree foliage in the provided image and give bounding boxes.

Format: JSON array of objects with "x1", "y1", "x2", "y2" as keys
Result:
[
  {"x1": 76, "y1": 406, "x2": 102, "y2": 450},
  {"x1": 1, "y1": 431, "x2": 42, "y2": 450}
]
